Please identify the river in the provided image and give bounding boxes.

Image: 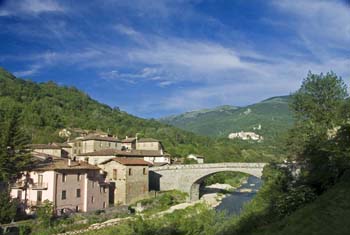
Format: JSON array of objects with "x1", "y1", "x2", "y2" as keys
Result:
[{"x1": 215, "y1": 176, "x2": 263, "y2": 215}]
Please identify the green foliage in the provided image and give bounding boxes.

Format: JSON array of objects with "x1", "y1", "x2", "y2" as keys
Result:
[
  {"x1": 81, "y1": 204, "x2": 226, "y2": 235},
  {"x1": 0, "y1": 191, "x2": 18, "y2": 224},
  {"x1": 134, "y1": 190, "x2": 187, "y2": 214},
  {"x1": 288, "y1": 71, "x2": 350, "y2": 193},
  {"x1": 0, "y1": 98, "x2": 31, "y2": 182},
  {"x1": 36, "y1": 200, "x2": 54, "y2": 227},
  {"x1": 159, "y1": 96, "x2": 293, "y2": 142},
  {"x1": 0, "y1": 67, "x2": 276, "y2": 163},
  {"x1": 251, "y1": 170, "x2": 350, "y2": 235},
  {"x1": 204, "y1": 172, "x2": 248, "y2": 188}
]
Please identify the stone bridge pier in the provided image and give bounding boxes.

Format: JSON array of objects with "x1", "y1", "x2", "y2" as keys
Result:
[{"x1": 149, "y1": 162, "x2": 267, "y2": 201}]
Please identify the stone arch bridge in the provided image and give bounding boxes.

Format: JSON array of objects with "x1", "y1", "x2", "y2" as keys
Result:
[{"x1": 149, "y1": 162, "x2": 267, "y2": 201}]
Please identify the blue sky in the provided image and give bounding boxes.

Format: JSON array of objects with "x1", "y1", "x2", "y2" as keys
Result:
[{"x1": 0, "y1": 0, "x2": 349, "y2": 118}]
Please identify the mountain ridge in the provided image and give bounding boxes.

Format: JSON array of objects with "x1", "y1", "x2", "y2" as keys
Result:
[
  {"x1": 0, "y1": 67, "x2": 283, "y2": 163},
  {"x1": 159, "y1": 96, "x2": 293, "y2": 141}
]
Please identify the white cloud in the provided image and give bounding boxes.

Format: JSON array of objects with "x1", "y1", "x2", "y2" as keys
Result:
[
  {"x1": 0, "y1": 0, "x2": 65, "y2": 16},
  {"x1": 129, "y1": 39, "x2": 246, "y2": 73}
]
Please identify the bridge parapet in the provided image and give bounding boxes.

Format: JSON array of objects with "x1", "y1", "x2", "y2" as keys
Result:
[{"x1": 151, "y1": 162, "x2": 267, "y2": 171}]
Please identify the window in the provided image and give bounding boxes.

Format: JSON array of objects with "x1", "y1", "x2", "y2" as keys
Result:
[
  {"x1": 91, "y1": 196, "x2": 94, "y2": 203},
  {"x1": 37, "y1": 191, "x2": 42, "y2": 202},
  {"x1": 103, "y1": 187, "x2": 107, "y2": 193},
  {"x1": 103, "y1": 202, "x2": 106, "y2": 208},
  {"x1": 108, "y1": 142, "x2": 111, "y2": 147},
  {"x1": 75, "y1": 206, "x2": 79, "y2": 212},
  {"x1": 76, "y1": 189, "x2": 81, "y2": 198},
  {"x1": 17, "y1": 190, "x2": 22, "y2": 199},
  {"x1": 38, "y1": 174, "x2": 43, "y2": 184},
  {"x1": 100, "y1": 186, "x2": 102, "y2": 193},
  {"x1": 143, "y1": 168, "x2": 147, "y2": 175},
  {"x1": 113, "y1": 169, "x2": 117, "y2": 180},
  {"x1": 62, "y1": 190, "x2": 67, "y2": 200},
  {"x1": 128, "y1": 168, "x2": 132, "y2": 176},
  {"x1": 62, "y1": 174, "x2": 66, "y2": 183},
  {"x1": 77, "y1": 173, "x2": 81, "y2": 181}
]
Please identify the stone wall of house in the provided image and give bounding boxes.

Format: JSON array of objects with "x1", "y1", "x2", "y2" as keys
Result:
[
  {"x1": 136, "y1": 142, "x2": 161, "y2": 151},
  {"x1": 100, "y1": 161, "x2": 148, "y2": 205}
]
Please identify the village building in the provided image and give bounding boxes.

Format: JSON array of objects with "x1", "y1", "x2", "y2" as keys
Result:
[
  {"x1": 10, "y1": 153, "x2": 109, "y2": 215},
  {"x1": 99, "y1": 157, "x2": 150, "y2": 205},
  {"x1": 68, "y1": 134, "x2": 122, "y2": 155},
  {"x1": 228, "y1": 131, "x2": 263, "y2": 141},
  {"x1": 136, "y1": 138, "x2": 164, "y2": 152},
  {"x1": 187, "y1": 154, "x2": 205, "y2": 164},
  {"x1": 29, "y1": 144, "x2": 71, "y2": 158},
  {"x1": 76, "y1": 149, "x2": 171, "y2": 166},
  {"x1": 121, "y1": 137, "x2": 137, "y2": 150}
]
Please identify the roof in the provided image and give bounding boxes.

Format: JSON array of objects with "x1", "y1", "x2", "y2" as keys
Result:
[
  {"x1": 28, "y1": 144, "x2": 61, "y2": 150},
  {"x1": 137, "y1": 138, "x2": 160, "y2": 143},
  {"x1": 78, "y1": 148, "x2": 169, "y2": 157},
  {"x1": 122, "y1": 137, "x2": 136, "y2": 143},
  {"x1": 100, "y1": 157, "x2": 151, "y2": 166},
  {"x1": 31, "y1": 153, "x2": 100, "y2": 171},
  {"x1": 53, "y1": 143, "x2": 72, "y2": 148},
  {"x1": 76, "y1": 135, "x2": 120, "y2": 142}
]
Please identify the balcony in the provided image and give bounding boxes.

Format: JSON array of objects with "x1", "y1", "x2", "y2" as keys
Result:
[
  {"x1": 11, "y1": 181, "x2": 26, "y2": 189},
  {"x1": 31, "y1": 182, "x2": 48, "y2": 190}
]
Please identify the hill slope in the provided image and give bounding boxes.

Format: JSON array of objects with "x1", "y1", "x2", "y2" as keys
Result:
[
  {"x1": 0, "y1": 67, "x2": 281, "y2": 162},
  {"x1": 253, "y1": 171, "x2": 350, "y2": 235},
  {"x1": 159, "y1": 96, "x2": 293, "y2": 141}
]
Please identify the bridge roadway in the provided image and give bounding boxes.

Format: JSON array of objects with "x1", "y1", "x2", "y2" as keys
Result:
[{"x1": 149, "y1": 162, "x2": 267, "y2": 201}]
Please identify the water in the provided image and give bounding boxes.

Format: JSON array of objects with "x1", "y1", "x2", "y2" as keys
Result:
[{"x1": 215, "y1": 176, "x2": 263, "y2": 215}]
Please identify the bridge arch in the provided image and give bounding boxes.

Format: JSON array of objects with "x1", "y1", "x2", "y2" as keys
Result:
[{"x1": 149, "y1": 162, "x2": 266, "y2": 201}]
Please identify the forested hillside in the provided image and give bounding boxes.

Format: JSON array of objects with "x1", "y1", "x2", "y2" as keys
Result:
[
  {"x1": 0, "y1": 68, "x2": 281, "y2": 163},
  {"x1": 159, "y1": 96, "x2": 293, "y2": 142}
]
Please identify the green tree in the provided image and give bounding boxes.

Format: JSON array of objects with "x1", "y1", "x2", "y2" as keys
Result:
[
  {"x1": 290, "y1": 72, "x2": 347, "y2": 148},
  {"x1": 0, "y1": 104, "x2": 31, "y2": 182},
  {"x1": 36, "y1": 200, "x2": 54, "y2": 227},
  {"x1": 0, "y1": 191, "x2": 18, "y2": 224},
  {"x1": 289, "y1": 72, "x2": 349, "y2": 192}
]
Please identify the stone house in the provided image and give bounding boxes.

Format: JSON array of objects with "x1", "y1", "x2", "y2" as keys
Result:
[
  {"x1": 10, "y1": 153, "x2": 109, "y2": 215},
  {"x1": 99, "y1": 157, "x2": 150, "y2": 205},
  {"x1": 121, "y1": 137, "x2": 137, "y2": 150},
  {"x1": 28, "y1": 143, "x2": 71, "y2": 157},
  {"x1": 136, "y1": 138, "x2": 164, "y2": 152},
  {"x1": 68, "y1": 135, "x2": 122, "y2": 156},
  {"x1": 77, "y1": 149, "x2": 171, "y2": 166}
]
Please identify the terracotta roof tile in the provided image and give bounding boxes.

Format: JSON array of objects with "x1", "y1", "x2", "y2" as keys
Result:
[
  {"x1": 78, "y1": 149, "x2": 168, "y2": 157},
  {"x1": 80, "y1": 135, "x2": 120, "y2": 142},
  {"x1": 28, "y1": 144, "x2": 61, "y2": 150},
  {"x1": 101, "y1": 157, "x2": 151, "y2": 166},
  {"x1": 137, "y1": 138, "x2": 160, "y2": 142},
  {"x1": 31, "y1": 153, "x2": 99, "y2": 171},
  {"x1": 121, "y1": 137, "x2": 136, "y2": 143}
]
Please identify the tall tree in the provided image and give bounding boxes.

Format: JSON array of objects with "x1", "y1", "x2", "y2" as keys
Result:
[
  {"x1": 291, "y1": 72, "x2": 347, "y2": 135},
  {"x1": 288, "y1": 72, "x2": 348, "y2": 192},
  {"x1": 0, "y1": 104, "x2": 31, "y2": 182}
]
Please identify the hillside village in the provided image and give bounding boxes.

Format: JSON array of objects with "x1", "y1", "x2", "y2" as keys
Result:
[{"x1": 10, "y1": 130, "x2": 198, "y2": 216}]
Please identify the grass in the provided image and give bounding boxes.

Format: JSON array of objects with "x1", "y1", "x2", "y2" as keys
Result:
[
  {"x1": 131, "y1": 190, "x2": 187, "y2": 215},
  {"x1": 252, "y1": 171, "x2": 350, "y2": 235}
]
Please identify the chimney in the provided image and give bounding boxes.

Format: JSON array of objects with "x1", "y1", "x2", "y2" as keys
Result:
[{"x1": 68, "y1": 158, "x2": 72, "y2": 167}]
